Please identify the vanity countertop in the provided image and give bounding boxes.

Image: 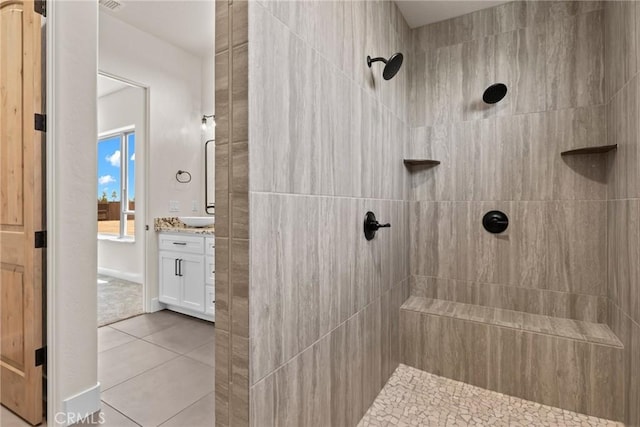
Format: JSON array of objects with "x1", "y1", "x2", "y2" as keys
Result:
[{"x1": 154, "y1": 217, "x2": 215, "y2": 235}]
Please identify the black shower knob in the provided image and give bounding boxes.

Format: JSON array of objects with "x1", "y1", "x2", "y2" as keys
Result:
[{"x1": 482, "y1": 210, "x2": 509, "y2": 233}]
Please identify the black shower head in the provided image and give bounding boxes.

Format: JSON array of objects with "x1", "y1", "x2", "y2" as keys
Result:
[
  {"x1": 482, "y1": 83, "x2": 508, "y2": 104},
  {"x1": 367, "y1": 52, "x2": 404, "y2": 80}
]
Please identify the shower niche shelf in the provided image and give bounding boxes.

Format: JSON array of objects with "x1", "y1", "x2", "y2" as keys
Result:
[
  {"x1": 403, "y1": 159, "x2": 441, "y2": 168},
  {"x1": 560, "y1": 144, "x2": 617, "y2": 156}
]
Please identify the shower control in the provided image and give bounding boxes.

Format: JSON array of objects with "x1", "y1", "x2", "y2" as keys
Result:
[
  {"x1": 483, "y1": 210, "x2": 509, "y2": 234},
  {"x1": 364, "y1": 211, "x2": 390, "y2": 241}
]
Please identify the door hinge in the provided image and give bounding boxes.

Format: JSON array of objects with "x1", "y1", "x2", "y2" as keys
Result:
[
  {"x1": 35, "y1": 231, "x2": 47, "y2": 248},
  {"x1": 34, "y1": 0, "x2": 46, "y2": 17},
  {"x1": 35, "y1": 114, "x2": 47, "y2": 132},
  {"x1": 35, "y1": 347, "x2": 46, "y2": 367}
]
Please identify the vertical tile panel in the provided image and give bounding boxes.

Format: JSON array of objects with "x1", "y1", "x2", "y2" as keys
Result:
[
  {"x1": 215, "y1": 237, "x2": 230, "y2": 331},
  {"x1": 231, "y1": 239, "x2": 249, "y2": 338},
  {"x1": 545, "y1": 9, "x2": 604, "y2": 110},
  {"x1": 215, "y1": 0, "x2": 229, "y2": 54},
  {"x1": 232, "y1": 0, "x2": 248, "y2": 47},
  {"x1": 216, "y1": 328, "x2": 230, "y2": 426},
  {"x1": 461, "y1": 35, "x2": 495, "y2": 122},
  {"x1": 232, "y1": 45, "x2": 248, "y2": 144},
  {"x1": 231, "y1": 335, "x2": 250, "y2": 425}
]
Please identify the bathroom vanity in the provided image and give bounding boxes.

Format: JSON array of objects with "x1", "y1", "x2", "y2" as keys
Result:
[{"x1": 156, "y1": 218, "x2": 215, "y2": 322}]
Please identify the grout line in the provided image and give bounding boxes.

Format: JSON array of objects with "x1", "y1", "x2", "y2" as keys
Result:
[
  {"x1": 401, "y1": 303, "x2": 624, "y2": 349},
  {"x1": 156, "y1": 391, "x2": 215, "y2": 427},
  {"x1": 100, "y1": 346, "x2": 182, "y2": 393},
  {"x1": 100, "y1": 401, "x2": 142, "y2": 427},
  {"x1": 411, "y1": 274, "x2": 608, "y2": 300},
  {"x1": 250, "y1": 276, "x2": 411, "y2": 389}
]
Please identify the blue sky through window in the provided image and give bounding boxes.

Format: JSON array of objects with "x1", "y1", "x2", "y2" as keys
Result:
[{"x1": 97, "y1": 133, "x2": 135, "y2": 202}]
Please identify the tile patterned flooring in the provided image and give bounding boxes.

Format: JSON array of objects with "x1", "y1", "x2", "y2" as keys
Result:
[
  {"x1": 358, "y1": 364, "x2": 623, "y2": 427},
  {"x1": 0, "y1": 311, "x2": 215, "y2": 427},
  {"x1": 97, "y1": 310, "x2": 215, "y2": 426}
]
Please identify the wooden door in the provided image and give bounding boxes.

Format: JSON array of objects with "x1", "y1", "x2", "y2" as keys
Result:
[{"x1": 0, "y1": 0, "x2": 45, "y2": 425}]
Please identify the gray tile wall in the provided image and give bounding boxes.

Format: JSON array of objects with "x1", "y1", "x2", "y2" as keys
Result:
[
  {"x1": 409, "y1": 1, "x2": 608, "y2": 324},
  {"x1": 605, "y1": 2, "x2": 640, "y2": 426},
  {"x1": 247, "y1": 1, "x2": 412, "y2": 424},
  {"x1": 215, "y1": 0, "x2": 249, "y2": 425}
]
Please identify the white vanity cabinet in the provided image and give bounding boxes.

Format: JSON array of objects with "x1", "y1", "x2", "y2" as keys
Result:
[{"x1": 158, "y1": 232, "x2": 214, "y2": 322}]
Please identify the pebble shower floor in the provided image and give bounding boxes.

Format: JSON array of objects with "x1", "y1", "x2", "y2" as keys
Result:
[{"x1": 358, "y1": 364, "x2": 622, "y2": 427}]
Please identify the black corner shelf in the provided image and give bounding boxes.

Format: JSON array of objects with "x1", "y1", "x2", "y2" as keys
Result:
[
  {"x1": 403, "y1": 159, "x2": 441, "y2": 167},
  {"x1": 561, "y1": 144, "x2": 617, "y2": 156}
]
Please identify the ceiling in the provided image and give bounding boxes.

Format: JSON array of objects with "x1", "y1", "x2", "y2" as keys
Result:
[
  {"x1": 395, "y1": 0, "x2": 510, "y2": 29},
  {"x1": 99, "y1": 0, "x2": 215, "y2": 57},
  {"x1": 98, "y1": 74, "x2": 132, "y2": 98},
  {"x1": 99, "y1": 1, "x2": 505, "y2": 57}
]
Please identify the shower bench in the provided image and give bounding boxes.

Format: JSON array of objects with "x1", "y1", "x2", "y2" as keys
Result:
[{"x1": 400, "y1": 295, "x2": 624, "y2": 422}]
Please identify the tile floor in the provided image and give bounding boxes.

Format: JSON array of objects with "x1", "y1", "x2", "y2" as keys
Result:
[
  {"x1": 1, "y1": 311, "x2": 215, "y2": 427},
  {"x1": 96, "y1": 310, "x2": 215, "y2": 426},
  {"x1": 358, "y1": 364, "x2": 623, "y2": 427},
  {"x1": 2, "y1": 330, "x2": 626, "y2": 427}
]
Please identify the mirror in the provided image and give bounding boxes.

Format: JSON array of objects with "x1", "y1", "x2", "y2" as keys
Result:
[{"x1": 205, "y1": 139, "x2": 215, "y2": 214}]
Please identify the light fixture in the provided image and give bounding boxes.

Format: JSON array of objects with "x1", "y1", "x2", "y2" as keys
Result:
[{"x1": 202, "y1": 114, "x2": 216, "y2": 130}]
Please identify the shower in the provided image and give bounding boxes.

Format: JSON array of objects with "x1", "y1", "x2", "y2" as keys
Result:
[{"x1": 367, "y1": 52, "x2": 403, "y2": 80}]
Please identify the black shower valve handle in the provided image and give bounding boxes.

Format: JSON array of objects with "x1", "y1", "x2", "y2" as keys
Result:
[{"x1": 364, "y1": 211, "x2": 390, "y2": 240}]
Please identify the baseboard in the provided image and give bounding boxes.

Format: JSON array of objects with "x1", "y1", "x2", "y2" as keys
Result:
[
  {"x1": 61, "y1": 382, "x2": 101, "y2": 426},
  {"x1": 148, "y1": 297, "x2": 165, "y2": 313},
  {"x1": 97, "y1": 267, "x2": 142, "y2": 284}
]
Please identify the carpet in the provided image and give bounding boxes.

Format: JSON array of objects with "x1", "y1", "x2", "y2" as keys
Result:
[{"x1": 98, "y1": 275, "x2": 144, "y2": 327}]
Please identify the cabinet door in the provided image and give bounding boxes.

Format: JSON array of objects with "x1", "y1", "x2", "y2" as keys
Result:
[
  {"x1": 205, "y1": 286, "x2": 215, "y2": 316},
  {"x1": 181, "y1": 254, "x2": 205, "y2": 312},
  {"x1": 159, "y1": 251, "x2": 181, "y2": 305},
  {"x1": 206, "y1": 252, "x2": 215, "y2": 285}
]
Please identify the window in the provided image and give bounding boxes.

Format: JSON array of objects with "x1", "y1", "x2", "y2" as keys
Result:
[{"x1": 97, "y1": 130, "x2": 136, "y2": 239}]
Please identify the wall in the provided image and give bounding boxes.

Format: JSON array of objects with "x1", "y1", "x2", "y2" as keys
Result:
[
  {"x1": 99, "y1": 12, "x2": 205, "y2": 305},
  {"x1": 99, "y1": 13, "x2": 204, "y2": 218},
  {"x1": 202, "y1": 54, "x2": 216, "y2": 208},
  {"x1": 409, "y1": 1, "x2": 609, "y2": 323},
  {"x1": 605, "y1": 2, "x2": 640, "y2": 425},
  {"x1": 214, "y1": 0, "x2": 249, "y2": 424},
  {"x1": 48, "y1": 0, "x2": 101, "y2": 424},
  {"x1": 247, "y1": 1, "x2": 411, "y2": 425},
  {"x1": 97, "y1": 86, "x2": 146, "y2": 282}
]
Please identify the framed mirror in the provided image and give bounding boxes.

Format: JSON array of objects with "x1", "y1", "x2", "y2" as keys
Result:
[{"x1": 205, "y1": 139, "x2": 215, "y2": 214}]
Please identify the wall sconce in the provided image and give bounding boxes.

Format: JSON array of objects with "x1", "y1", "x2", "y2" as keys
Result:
[{"x1": 202, "y1": 114, "x2": 216, "y2": 130}]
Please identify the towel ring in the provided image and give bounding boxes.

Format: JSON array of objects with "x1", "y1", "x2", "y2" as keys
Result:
[{"x1": 176, "y1": 170, "x2": 192, "y2": 183}]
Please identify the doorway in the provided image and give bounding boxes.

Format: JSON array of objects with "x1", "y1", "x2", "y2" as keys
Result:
[
  {"x1": 94, "y1": 0, "x2": 216, "y2": 424},
  {"x1": 96, "y1": 73, "x2": 146, "y2": 327}
]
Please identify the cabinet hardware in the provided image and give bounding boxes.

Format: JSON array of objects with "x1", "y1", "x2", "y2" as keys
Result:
[
  {"x1": 174, "y1": 258, "x2": 179, "y2": 276},
  {"x1": 173, "y1": 242, "x2": 187, "y2": 246},
  {"x1": 178, "y1": 259, "x2": 183, "y2": 277}
]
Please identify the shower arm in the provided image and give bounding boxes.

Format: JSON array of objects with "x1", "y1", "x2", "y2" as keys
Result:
[{"x1": 367, "y1": 56, "x2": 388, "y2": 67}]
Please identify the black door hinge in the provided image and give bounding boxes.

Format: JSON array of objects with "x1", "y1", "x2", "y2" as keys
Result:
[
  {"x1": 35, "y1": 347, "x2": 46, "y2": 367},
  {"x1": 35, "y1": 114, "x2": 46, "y2": 132},
  {"x1": 35, "y1": 231, "x2": 47, "y2": 248},
  {"x1": 34, "y1": 0, "x2": 46, "y2": 17}
]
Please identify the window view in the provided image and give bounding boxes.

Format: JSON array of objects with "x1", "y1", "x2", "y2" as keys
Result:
[{"x1": 97, "y1": 131, "x2": 136, "y2": 238}]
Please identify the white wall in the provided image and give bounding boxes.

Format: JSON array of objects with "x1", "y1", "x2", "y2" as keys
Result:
[
  {"x1": 97, "y1": 86, "x2": 146, "y2": 282},
  {"x1": 98, "y1": 12, "x2": 205, "y2": 304},
  {"x1": 99, "y1": 12, "x2": 204, "y2": 219},
  {"x1": 48, "y1": 1, "x2": 100, "y2": 424},
  {"x1": 201, "y1": 54, "x2": 215, "y2": 207}
]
